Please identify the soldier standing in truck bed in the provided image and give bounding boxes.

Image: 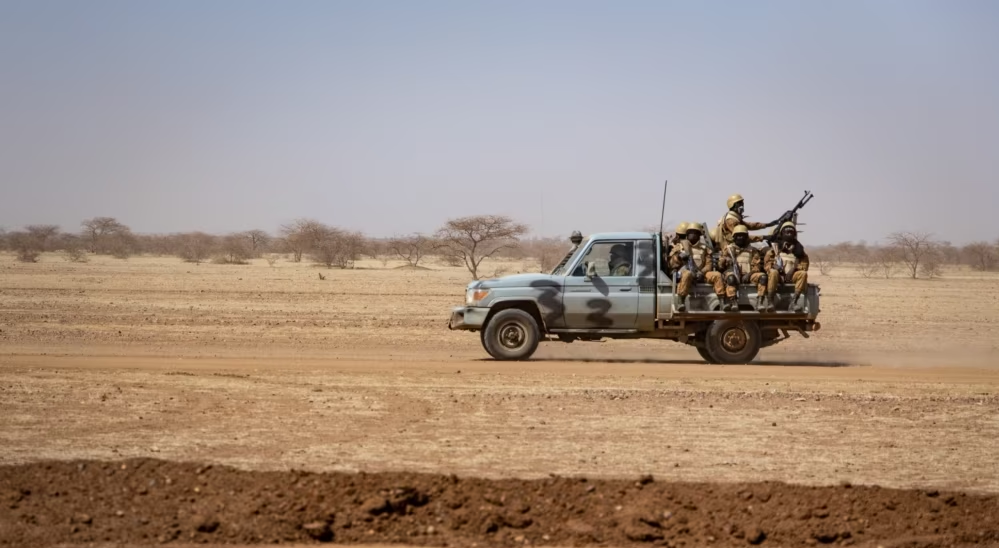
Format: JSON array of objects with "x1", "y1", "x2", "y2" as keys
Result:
[
  {"x1": 668, "y1": 224, "x2": 725, "y2": 312},
  {"x1": 718, "y1": 225, "x2": 772, "y2": 312},
  {"x1": 764, "y1": 222, "x2": 810, "y2": 312},
  {"x1": 713, "y1": 194, "x2": 779, "y2": 247}
]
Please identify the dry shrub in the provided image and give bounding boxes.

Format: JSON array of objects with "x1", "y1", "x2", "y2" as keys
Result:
[
  {"x1": 9, "y1": 232, "x2": 42, "y2": 262},
  {"x1": 176, "y1": 232, "x2": 217, "y2": 264},
  {"x1": 213, "y1": 233, "x2": 253, "y2": 265},
  {"x1": 311, "y1": 228, "x2": 364, "y2": 269}
]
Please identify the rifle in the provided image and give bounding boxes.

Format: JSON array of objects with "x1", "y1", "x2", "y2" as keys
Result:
[
  {"x1": 765, "y1": 190, "x2": 814, "y2": 244},
  {"x1": 728, "y1": 245, "x2": 741, "y2": 298},
  {"x1": 700, "y1": 222, "x2": 720, "y2": 272},
  {"x1": 770, "y1": 242, "x2": 785, "y2": 283}
]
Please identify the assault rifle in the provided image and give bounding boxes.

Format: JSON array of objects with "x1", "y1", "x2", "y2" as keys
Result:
[
  {"x1": 728, "y1": 245, "x2": 741, "y2": 298},
  {"x1": 700, "y1": 222, "x2": 720, "y2": 272},
  {"x1": 764, "y1": 190, "x2": 814, "y2": 244}
]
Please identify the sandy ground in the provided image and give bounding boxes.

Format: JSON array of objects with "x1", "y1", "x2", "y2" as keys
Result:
[{"x1": 2, "y1": 253, "x2": 999, "y2": 546}]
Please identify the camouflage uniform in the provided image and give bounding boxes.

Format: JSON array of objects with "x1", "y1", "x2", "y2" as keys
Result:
[
  {"x1": 715, "y1": 210, "x2": 770, "y2": 246},
  {"x1": 668, "y1": 240, "x2": 724, "y2": 298},
  {"x1": 712, "y1": 194, "x2": 774, "y2": 246},
  {"x1": 609, "y1": 259, "x2": 631, "y2": 276},
  {"x1": 764, "y1": 241, "x2": 809, "y2": 293},
  {"x1": 763, "y1": 222, "x2": 809, "y2": 311},
  {"x1": 609, "y1": 244, "x2": 632, "y2": 276},
  {"x1": 717, "y1": 241, "x2": 766, "y2": 299}
]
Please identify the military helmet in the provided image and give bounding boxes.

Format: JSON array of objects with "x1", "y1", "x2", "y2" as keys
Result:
[
  {"x1": 610, "y1": 243, "x2": 628, "y2": 256},
  {"x1": 779, "y1": 221, "x2": 797, "y2": 236},
  {"x1": 727, "y1": 193, "x2": 744, "y2": 209},
  {"x1": 686, "y1": 223, "x2": 703, "y2": 234},
  {"x1": 732, "y1": 224, "x2": 749, "y2": 235},
  {"x1": 675, "y1": 221, "x2": 690, "y2": 235}
]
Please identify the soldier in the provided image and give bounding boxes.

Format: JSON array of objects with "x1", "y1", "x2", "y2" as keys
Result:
[
  {"x1": 718, "y1": 225, "x2": 772, "y2": 312},
  {"x1": 668, "y1": 224, "x2": 724, "y2": 312},
  {"x1": 713, "y1": 193, "x2": 779, "y2": 247},
  {"x1": 764, "y1": 222, "x2": 809, "y2": 311},
  {"x1": 608, "y1": 243, "x2": 632, "y2": 276}
]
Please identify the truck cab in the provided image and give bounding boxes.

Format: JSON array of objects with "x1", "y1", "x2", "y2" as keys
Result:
[{"x1": 448, "y1": 231, "x2": 820, "y2": 364}]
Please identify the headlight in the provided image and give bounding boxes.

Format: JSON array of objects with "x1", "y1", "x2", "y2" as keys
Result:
[{"x1": 466, "y1": 288, "x2": 490, "y2": 305}]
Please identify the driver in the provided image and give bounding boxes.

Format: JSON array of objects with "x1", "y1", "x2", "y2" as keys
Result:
[{"x1": 608, "y1": 244, "x2": 632, "y2": 276}]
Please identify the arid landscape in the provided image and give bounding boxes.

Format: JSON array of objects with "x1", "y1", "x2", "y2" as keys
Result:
[{"x1": 2, "y1": 252, "x2": 999, "y2": 547}]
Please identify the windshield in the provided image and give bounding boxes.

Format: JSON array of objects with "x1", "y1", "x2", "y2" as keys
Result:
[{"x1": 550, "y1": 238, "x2": 590, "y2": 276}]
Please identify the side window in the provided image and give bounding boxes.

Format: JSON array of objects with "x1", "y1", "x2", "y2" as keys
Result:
[{"x1": 569, "y1": 241, "x2": 635, "y2": 277}]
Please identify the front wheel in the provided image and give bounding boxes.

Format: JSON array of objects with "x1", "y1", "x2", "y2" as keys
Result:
[
  {"x1": 704, "y1": 319, "x2": 761, "y2": 364},
  {"x1": 482, "y1": 309, "x2": 540, "y2": 360}
]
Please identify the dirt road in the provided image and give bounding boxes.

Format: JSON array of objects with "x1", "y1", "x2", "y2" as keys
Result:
[{"x1": 4, "y1": 349, "x2": 997, "y2": 493}]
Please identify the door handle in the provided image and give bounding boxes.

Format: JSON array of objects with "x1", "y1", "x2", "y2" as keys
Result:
[{"x1": 619, "y1": 287, "x2": 633, "y2": 292}]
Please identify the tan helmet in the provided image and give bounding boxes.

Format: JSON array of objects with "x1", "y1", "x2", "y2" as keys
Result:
[
  {"x1": 726, "y1": 193, "x2": 744, "y2": 209},
  {"x1": 686, "y1": 223, "x2": 703, "y2": 234},
  {"x1": 675, "y1": 221, "x2": 690, "y2": 235},
  {"x1": 732, "y1": 224, "x2": 749, "y2": 235},
  {"x1": 779, "y1": 221, "x2": 797, "y2": 237}
]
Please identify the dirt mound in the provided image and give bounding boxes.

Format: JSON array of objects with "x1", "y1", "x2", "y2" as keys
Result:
[
  {"x1": 2, "y1": 460, "x2": 998, "y2": 546},
  {"x1": 393, "y1": 264, "x2": 432, "y2": 271}
]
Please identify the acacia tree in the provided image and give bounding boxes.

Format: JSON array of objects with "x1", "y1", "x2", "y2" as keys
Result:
[
  {"x1": 434, "y1": 215, "x2": 528, "y2": 280},
  {"x1": 81, "y1": 217, "x2": 132, "y2": 254},
  {"x1": 243, "y1": 230, "x2": 271, "y2": 256},
  {"x1": 387, "y1": 233, "x2": 430, "y2": 267},
  {"x1": 887, "y1": 232, "x2": 939, "y2": 279},
  {"x1": 280, "y1": 219, "x2": 326, "y2": 262}
]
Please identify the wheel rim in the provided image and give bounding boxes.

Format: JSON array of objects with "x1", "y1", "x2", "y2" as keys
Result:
[
  {"x1": 721, "y1": 327, "x2": 748, "y2": 353},
  {"x1": 498, "y1": 321, "x2": 527, "y2": 350}
]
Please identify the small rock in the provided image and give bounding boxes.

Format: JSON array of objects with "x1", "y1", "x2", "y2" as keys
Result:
[
  {"x1": 115, "y1": 510, "x2": 125, "y2": 517},
  {"x1": 746, "y1": 527, "x2": 766, "y2": 544},
  {"x1": 426, "y1": 525, "x2": 435, "y2": 534},
  {"x1": 638, "y1": 474, "x2": 654, "y2": 485},
  {"x1": 72, "y1": 513, "x2": 92, "y2": 525},
  {"x1": 192, "y1": 515, "x2": 219, "y2": 533},
  {"x1": 302, "y1": 521, "x2": 332, "y2": 541}
]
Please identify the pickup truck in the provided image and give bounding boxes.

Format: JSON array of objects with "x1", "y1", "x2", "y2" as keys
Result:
[{"x1": 447, "y1": 230, "x2": 820, "y2": 364}]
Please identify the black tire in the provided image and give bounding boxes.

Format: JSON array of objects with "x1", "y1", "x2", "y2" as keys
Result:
[
  {"x1": 704, "y1": 319, "x2": 761, "y2": 364},
  {"x1": 482, "y1": 309, "x2": 540, "y2": 360},
  {"x1": 696, "y1": 346, "x2": 717, "y2": 364}
]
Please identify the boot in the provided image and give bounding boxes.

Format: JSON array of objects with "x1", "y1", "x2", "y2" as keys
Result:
[
  {"x1": 675, "y1": 296, "x2": 686, "y2": 312},
  {"x1": 755, "y1": 294, "x2": 767, "y2": 312},
  {"x1": 766, "y1": 293, "x2": 776, "y2": 312},
  {"x1": 723, "y1": 296, "x2": 738, "y2": 312},
  {"x1": 790, "y1": 292, "x2": 803, "y2": 312}
]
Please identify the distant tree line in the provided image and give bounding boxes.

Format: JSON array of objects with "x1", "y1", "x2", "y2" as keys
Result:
[
  {"x1": 2, "y1": 219, "x2": 997, "y2": 281},
  {"x1": 0, "y1": 215, "x2": 534, "y2": 280}
]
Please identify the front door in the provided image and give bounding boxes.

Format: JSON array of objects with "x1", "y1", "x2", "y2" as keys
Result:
[{"x1": 562, "y1": 240, "x2": 639, "y2": 329}]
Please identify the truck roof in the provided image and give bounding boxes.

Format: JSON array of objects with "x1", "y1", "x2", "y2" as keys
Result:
[{"x1": 588, "y1": 231, "x2": 656, "y2": 241}]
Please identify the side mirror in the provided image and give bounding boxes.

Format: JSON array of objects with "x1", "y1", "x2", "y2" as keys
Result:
[{"x1": 584, "y1": 261, "x2": 598, "y2": 281}]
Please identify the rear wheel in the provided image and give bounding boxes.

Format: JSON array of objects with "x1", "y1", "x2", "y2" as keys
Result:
[
  {"x1": 482, "y1": 309, "x2": 540, "y2": 360},
  {"x1": 696, "y1": 346, "x2": 717, "y2": 364},
  {"x1": 705, "y1": 319, "x2": 761, "y2": 364}
]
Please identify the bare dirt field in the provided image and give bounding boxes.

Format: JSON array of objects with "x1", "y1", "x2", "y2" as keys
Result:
[{"x1": 2, "y1": 253, "x2": 999, "y2": 547}]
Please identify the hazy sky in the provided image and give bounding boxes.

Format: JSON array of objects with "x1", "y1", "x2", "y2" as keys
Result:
[{"x1": 1, "y1": 1, "x2": 997, "y2": 244}]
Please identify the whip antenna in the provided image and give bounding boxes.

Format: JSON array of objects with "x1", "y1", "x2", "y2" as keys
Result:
[{"x1": 658, "y1": 179, "x2": 668, "y2": 234}]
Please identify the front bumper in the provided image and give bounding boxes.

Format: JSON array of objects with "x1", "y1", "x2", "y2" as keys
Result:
[{"x1": 447, "y1": 306, "x2": 490, "y2": 331}]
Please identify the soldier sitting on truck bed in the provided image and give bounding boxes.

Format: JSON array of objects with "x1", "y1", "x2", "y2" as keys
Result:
[
  {"x1": 668, "y1": 224, "x2": 725, "y2": 312},
  {"x1": 764, "y1": 222, "x2": 810, "y2": 312},
  {"x1": 718, "y1": 225, "x2": 772, "y2": 312},
  {"x1": 713, "y1": 193, "x2": 779, "y2": 247}
]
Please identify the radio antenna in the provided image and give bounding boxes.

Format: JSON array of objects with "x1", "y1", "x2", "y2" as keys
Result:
[{"x1": 658, "y1": 179, "x2": 668, "y2": 234}]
